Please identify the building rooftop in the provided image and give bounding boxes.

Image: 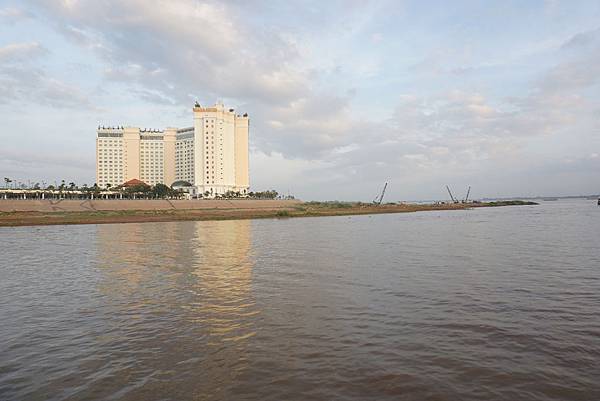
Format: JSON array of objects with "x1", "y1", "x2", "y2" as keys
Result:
[
  {"x1": 122, "y1": 179, "x2": 148, "y2": 187},
  {"x1": 171, "y1": 180, "x2": 193, "y2": 187}
]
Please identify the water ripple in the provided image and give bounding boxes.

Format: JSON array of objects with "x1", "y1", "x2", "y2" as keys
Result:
[{"x1": 1, "y1": 200, "x2": 599, "y2": 400}]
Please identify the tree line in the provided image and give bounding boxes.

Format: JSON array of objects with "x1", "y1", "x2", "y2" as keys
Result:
[{"x1": 3, "y1": 178, "x2": 291, "y2": 200}]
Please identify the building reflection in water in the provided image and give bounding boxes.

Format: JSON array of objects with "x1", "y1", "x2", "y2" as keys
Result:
[
  {"x1": 187, "y1": 219, "x2": 256, "y2": 340},
  {"x1": 94, "y1": 220, "x2": 256, "y2": 400}
]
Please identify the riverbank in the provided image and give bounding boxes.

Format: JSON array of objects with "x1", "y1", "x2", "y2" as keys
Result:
[{"x1": 0, "y1": 199, "x2": 536, "y2": 227}]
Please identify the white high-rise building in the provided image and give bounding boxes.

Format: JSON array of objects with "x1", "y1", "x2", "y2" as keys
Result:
[{"x1": 96, "y1": 102, "x2": 249, "y2": 197}]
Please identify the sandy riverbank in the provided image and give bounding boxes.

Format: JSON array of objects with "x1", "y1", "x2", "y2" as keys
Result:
[
  {"x1": 0, "y1": 199, "x2": 302, "y2": 213},
  {"x1": 0, "y1": 199, "x2": 536, "y2": 227}
]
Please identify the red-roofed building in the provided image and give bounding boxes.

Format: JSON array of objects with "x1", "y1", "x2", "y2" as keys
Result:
[{"x1": 122, "y1": 179, "x2": 148, "y2": 187}]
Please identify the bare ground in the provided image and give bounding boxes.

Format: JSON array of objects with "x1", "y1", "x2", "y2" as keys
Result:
[{"x1": 0, "y1": 200, "x2": 536, "y2": 227}]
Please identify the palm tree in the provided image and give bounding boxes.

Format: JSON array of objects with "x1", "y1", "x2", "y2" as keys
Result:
[
  {"x1": 4, "y1": 177, "x2": 11, "y2": 189},
  {"x1": 90, "y1": 183, "x2": 100, "y2": 199}
]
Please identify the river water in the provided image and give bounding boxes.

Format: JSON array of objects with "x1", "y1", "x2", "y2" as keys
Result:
[{"x1": 1, "y1": 199, "x2": 599, "y2": 400}]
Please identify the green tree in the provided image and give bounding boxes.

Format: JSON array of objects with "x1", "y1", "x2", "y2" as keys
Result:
[
  {"x1": 152, "y1": 183, "x2": 171, "y2": 199},
  {"x1": 252, "y1": 190, "x2": 278, "y2": 199},
  {"x1": 125, "y1": 183, "x2": 150, "y2": 198}
]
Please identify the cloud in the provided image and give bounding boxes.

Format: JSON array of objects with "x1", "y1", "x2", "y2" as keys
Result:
[
  {"x1": 0, "y1": 41, "x2": 94, "y2": 110},
  {"x1": 2, "y1": 1, "x2": 599, "y2": 198},
  {"x1": 0, "y1": 65, "x2": 95, "y2": 109},
  {"x1": 541, "y1": 27, "x2": 600, "y2": 94},
  {"x1": 0, "y1": 6, "x2": 32, "y2": 23},
  {"x1": 0, "y1": 42, "x2": 48, "y2": 62},
  {"x1": 27, "y1": 0, "x2": 355, "y2": 157},
  {"x1": 0, "y1": 147, "x2": 93, "y2": 171},
  {"x1": 553, "y1": 153, "x2": 600, "y2": 173},
  {"x1": 561, "y1": 26, "x2": 600, "y2": 51},
  {"x1": 0, "y1": 151, "x2": 95, "y2": 185},
  {"x1": 37, "y1": 0, "x2": 596, "y2": 165},
  {"x1": 252, "y1": 94, "x2": 361, "y2": 158},
  {"x1": 32, "y1": 0, "x2": 308, "y2": 105}
]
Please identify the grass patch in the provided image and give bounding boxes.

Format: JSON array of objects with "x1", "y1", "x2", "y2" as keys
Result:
[
  {"x1": 485, "y1": 200, "x2": 538, "y2": 206},
  {"x1": 305, "y1": 201, "x2": 354, "y2": 208}
]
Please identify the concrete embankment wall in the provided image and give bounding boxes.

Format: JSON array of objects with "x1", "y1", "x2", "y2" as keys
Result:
[{"x1": 0, "y1": 199, "x2": 302, "y2": 213}]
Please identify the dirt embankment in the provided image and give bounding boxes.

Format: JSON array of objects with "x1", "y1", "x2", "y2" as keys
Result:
[
  {"x1": 0, "y1": 200, "x2": 536, "y2": 227},
  {"x1": 0, "y1": 199, "x2": 301, "y2": 213}
]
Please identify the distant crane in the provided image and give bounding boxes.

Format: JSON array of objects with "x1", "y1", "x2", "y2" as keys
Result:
[
  {"x1": 446, "y1": 185, "x2": 458, "y2": 203},
  {"x1": 373, "y1": 182, "x2": 388, "y2": 205},
  {"x1": 463, "y1": 186, "x2": 471, "y2": 203}
]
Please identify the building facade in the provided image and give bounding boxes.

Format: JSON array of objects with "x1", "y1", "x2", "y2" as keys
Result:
[{"x1": 96, "y1": 102, "x2": 249, "y2": 197}]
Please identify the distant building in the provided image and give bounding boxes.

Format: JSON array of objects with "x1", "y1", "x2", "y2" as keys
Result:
[{"x1": 96, "y1": 102, "x2": 249, "y2": 197}]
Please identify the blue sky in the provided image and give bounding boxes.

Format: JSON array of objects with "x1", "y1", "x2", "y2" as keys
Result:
[{"x1": 1, "y1": 0, "x2": 599, "y2": 200}]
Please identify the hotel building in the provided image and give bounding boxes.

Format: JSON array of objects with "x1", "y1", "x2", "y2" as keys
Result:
[{"x1": 96, "y1": 102, "x2": 249, "y2": 197}]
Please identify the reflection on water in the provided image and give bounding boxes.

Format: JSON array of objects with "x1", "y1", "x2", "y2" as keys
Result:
[
  {"x1": 94, "y1": 220, "x2": 255, "y2": 400},
  {"x1": 1, "y1": 200, "x2": 600, "y2": 400}
]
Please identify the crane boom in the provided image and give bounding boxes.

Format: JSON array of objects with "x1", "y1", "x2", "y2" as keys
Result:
[
  {"x1": 373, "y1": 182, "x2": 388, "y2": 205},
  {"x1": 464, "y1": 186, "x2": 471, "y2": 203},
  {"x1": 379, "y1": 182, "x2": 387, "y2": 204},
  {"x1": 446, "y1": 185, "x2": 457, "y2": 203}
]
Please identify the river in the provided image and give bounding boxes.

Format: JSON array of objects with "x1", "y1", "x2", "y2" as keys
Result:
[{"x1": 1, "y1": 199, "x2": 599, "y2": 400}]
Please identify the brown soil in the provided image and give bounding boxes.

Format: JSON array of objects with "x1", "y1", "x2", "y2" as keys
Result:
[{"x1": 0, "y1": 200, "x2": 535, "y2": 227}]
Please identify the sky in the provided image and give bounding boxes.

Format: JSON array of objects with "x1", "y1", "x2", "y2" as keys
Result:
[{"x1": 0, "y1": 0, "x2": 599, "y2": 201}]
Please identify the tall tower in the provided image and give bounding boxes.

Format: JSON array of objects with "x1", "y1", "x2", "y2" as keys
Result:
[
  {"x1": 122, "y1": 127, "x2": 141, "y2": 183},
  {"x1": 192, "y1": 102, "x2": 249, "y2": 196}
]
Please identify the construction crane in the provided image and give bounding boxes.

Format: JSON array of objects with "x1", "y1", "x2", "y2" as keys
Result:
[
  {"x1": 463, "y1": 186, "x2": 471, "y2": 203},
  {"x1": 373, "y1": 182, "x2": 388, "y2": 205},
  {"x1": 446, "y1": 185, "x2": 458, "y2": 203}
]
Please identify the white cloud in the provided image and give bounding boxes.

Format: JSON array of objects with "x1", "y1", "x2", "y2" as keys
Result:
[
  {"x1": 0, "y1": 64, "x2": 95, "y2": 109},
  {"x1": 1, "y1": 1, "x2": 598, "y2": 198},
  {"x1": 33, "y1": 0, "x2": 308, "y2": 105},
  {"x1": 0, "y1": 42, "x2": 47, "y2": 61},
  {"x1": 0, "y1": 6, "x2": 31, "y2": 23}
]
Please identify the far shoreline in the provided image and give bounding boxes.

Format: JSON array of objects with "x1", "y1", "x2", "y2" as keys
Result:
[{"x1": 0, "y1": 199, "x2": 537, "y2": 227}]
